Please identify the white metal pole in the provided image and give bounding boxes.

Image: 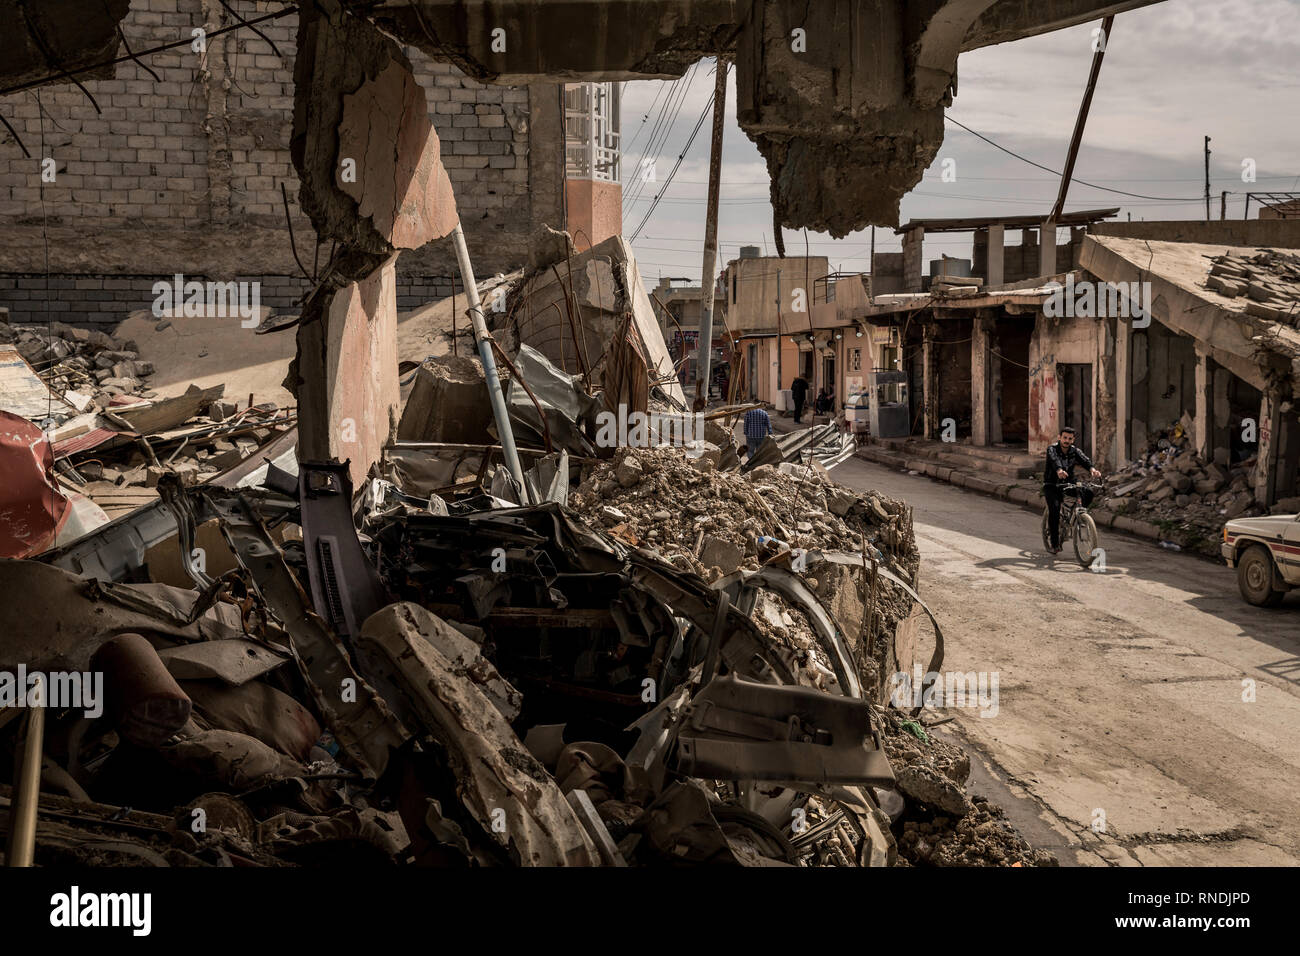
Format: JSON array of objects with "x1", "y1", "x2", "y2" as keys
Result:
[{"x1": 450, "y1": 222, "x2": 530, "y2": 502}]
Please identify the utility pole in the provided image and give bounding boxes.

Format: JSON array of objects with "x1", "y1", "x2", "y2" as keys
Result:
[
  {"x1": 1221, "y1": 190, "x2": 1228, "y2": 220},
  {"x1": 1046, "y1": 15, "x2": 1113, "y2": 279},
  {"x1": 869, "y1": 226, "x2": 876, "y2": 304},
  {"x1": 1050, "y1": 15, "x2": 1114, "y2": 223},
  {"x1": 1204, "y1": 135, "x2": 1212, "y2": 220},
  {"x1": 694, "y1": 56, "x2": 729, "y2": 411},
  {"x1": 775, "y1": 269, "x2": 783, "y2": 402}
]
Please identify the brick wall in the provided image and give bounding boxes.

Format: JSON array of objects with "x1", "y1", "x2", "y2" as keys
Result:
[
  {"x1": 0, "y1": 0, "x2": 563, "y2": 325},
  {"x1": 0, "y1": 272, "x2": 458, "y2": 327}
]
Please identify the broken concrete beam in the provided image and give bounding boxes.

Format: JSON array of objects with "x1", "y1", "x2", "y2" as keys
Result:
[
  {"x1": 699, "y1": 534, "x2": 744, "y2": 572},
  {"x1": 397, "y1": 355, "x2": 495, "y2": 444},
  {"x1": 208, "y1": 399, "x2": 239, "y2": 422},
  {"x1": 1207, "y1": 275, "x2": 1244, "y2": 297}
]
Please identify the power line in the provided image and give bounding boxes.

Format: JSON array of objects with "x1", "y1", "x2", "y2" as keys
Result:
[
  {"x1": 623, "y1": 63, "x2": 701, "y2": 210},
  {"x1": 622, "y1": 79, "x2": 670, "y2": 156},
  {"x1": 627, "y1": 69, "x2": 720, "y2": 241},
  {"x1": 943, "y1": 112, "x2": 1203, "y2": 202}
]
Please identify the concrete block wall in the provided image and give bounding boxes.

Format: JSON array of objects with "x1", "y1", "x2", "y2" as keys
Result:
[
  {"x1": 0, "y1": 271, "x2": 461, "y2": 327},
  {"x1": 0, "y1": 0, "x2": 556, "y2": 326},
  {"x1": 0, "y1": 272, "x2": 314, "y2": 326}
]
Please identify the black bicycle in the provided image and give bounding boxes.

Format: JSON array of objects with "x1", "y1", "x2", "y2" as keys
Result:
[{"x1": 1041, "y1": 481, "x2": 1104, "y2": 567}]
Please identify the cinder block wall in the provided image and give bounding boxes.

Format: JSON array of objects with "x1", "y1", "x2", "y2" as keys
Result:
[{"x1": 0, "y1": 0, "x2": 563, "y2": 326}]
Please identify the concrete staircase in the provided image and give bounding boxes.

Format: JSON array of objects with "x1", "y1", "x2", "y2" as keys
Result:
[{"x1": 865, "y1": 437, "x2": 1041, "y2": 480}]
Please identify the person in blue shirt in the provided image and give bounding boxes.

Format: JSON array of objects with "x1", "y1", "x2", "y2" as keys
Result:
[{"x1": 743, "y1": 406, "x2": 772, "y2": 459}]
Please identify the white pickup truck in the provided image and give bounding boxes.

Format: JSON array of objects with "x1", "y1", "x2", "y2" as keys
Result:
[{"x1": 1221, "y1": 513, "x2": 1300, "y2": 607}]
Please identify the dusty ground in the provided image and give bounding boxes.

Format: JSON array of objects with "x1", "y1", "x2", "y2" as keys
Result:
[{"x1": 833, "y1": 456, "x2": 1300, "y2": 867}]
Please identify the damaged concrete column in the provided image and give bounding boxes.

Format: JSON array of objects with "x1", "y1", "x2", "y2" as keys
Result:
[
  {"x1": 289, "y1": 5, "x2": 459, "y2": 488},
  {"x1": 986, "y1": 223, "x2": 1004, "y2": 287},
  {"x1": 922, "y1": 321, "x2": 938, "y2": 439},
  {"x1": 970, "y1": 311, "x2": 992, "y2": 446},
  {"x1": 1115, "y1": 312, "x2": 1131, "y2": 464},
  {"x1": 1193, "y1": 348, "x2": 1213, "y2": 461},
  {"x1": 903, "y1": 226, "x2": 925, "y2": 293},
  {"x1": 1212, "y1": 363, "x2": 1231, "y2": 465},
  {"x1": 1255, "y1": 386, "x2": 1282, "y2": 506},
  {"x1": 1095, "y1": 316, "x2": 1117, "y2": 470}
]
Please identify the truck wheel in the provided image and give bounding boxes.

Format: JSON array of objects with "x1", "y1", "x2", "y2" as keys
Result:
[{"x1": 1238, "y1": 545, "x2": 1286, "y2": 607}]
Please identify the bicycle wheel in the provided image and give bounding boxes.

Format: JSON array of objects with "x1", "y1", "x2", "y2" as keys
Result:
[
  {"x1": 1041, "y1": 505, "x2": 1052, "y2": 552},
  {"x1": 1073, "y1": 512, "x2": 1099, "y2": 567}
]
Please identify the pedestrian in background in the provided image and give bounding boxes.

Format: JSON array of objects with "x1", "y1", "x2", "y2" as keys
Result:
[
  {"x1": 743, "y1": 405, "x2": 772, "y2": 459},
  {"x1": 791, "y1": 375, "x2": 809, "y2": 423}
]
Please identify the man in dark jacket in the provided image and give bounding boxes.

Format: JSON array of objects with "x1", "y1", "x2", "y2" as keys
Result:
[
  {"x1": 1043, "y1": 425, "x2": 1102, "y2": 552},
  {"x1": 791, "y1": 375, "x2": 809, "y2": 423}
]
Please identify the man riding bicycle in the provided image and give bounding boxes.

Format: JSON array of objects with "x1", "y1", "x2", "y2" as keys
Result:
[{"x1": 1044, "y1": 425, "x2": 1102, "y2": 554}]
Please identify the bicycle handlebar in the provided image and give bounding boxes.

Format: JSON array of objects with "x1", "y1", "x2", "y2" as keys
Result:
[{"x1": 1057, "y1": 481, "x2": 1103, "y2": 493}]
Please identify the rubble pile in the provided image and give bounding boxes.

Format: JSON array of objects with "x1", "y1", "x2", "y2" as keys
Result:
[
  {"x1": 570, "y1": 444, "x2": 921, "y2": 681},
  {"x1": 1103, "y1": 419, "x2": 1279, "y2": 553},
  {"x1": 0, "y1": 313, "x2": 296, "y2": 542},
  {"x1": 571, "y1": 446, "x2": 917, "y2": 584},
  {"x1": 878, "y1": 710, "x2": 1054, "y2": 867},
  {"x1": 1205, "y1": 250, "x2": 1300, "y2": 326},
  {"x1": 1, "y1": 319, "x2": 157, "y2": 411}
]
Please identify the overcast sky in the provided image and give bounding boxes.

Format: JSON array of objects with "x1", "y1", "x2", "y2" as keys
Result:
[{"x1": 620, "y1": 0, "x2": 1300, "y2": 283}]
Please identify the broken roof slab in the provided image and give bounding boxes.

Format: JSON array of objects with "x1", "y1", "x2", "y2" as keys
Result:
[
  {"x1": 348, "y1": 0, "x2": 1164, "y2": 234},
  {"x1": 1081, "y1": 235, "x2": 1300, "y2": 392}
]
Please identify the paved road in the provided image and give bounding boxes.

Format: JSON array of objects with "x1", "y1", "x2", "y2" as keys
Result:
[{"x1": 833, "y1": 456, "x2": 1300, "y2": 866}]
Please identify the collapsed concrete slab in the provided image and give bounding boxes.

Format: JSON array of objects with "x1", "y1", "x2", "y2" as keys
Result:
[
  {"x1": 511, "y1": 233, "x2": 687, "y2": 408},
  {"x1": 398, "y1": 354, "x2": 497, "y2": 443}
]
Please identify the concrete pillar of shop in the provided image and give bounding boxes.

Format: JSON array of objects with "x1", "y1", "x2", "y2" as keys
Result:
[
  {"x1": 1115, "y1": 315, "x2": 1131, "y2": 463},
  {"x1": 903, "y1": 226, "x2": 925, "y2": 293},
  {"x1": 1193, "y1": 349, "x2": 1213, "y2": 460},
  {"x1": 922, "y1": 322, "x2": 937, "y2": 438},
  {"x1": 970, "y1": 312, "x2": 991, "y2": 446},
  {"x1": 1094, "y1": 317, "x2": 1117, "y2": 470},
  {"x1": 1255, "y1": 388, "x2": 1282, "y2": 506},
  {"x1": 1211, "y1": 365, "x2": 1231, "y2": 465},
  {"x1": 986, "y1": 223, "x2": 1005, "y2": 288}
]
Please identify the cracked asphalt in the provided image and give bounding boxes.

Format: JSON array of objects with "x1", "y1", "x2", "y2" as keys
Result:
[{"x1": 833, "y1": 455, "x2": 1300, "y2": 866}]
